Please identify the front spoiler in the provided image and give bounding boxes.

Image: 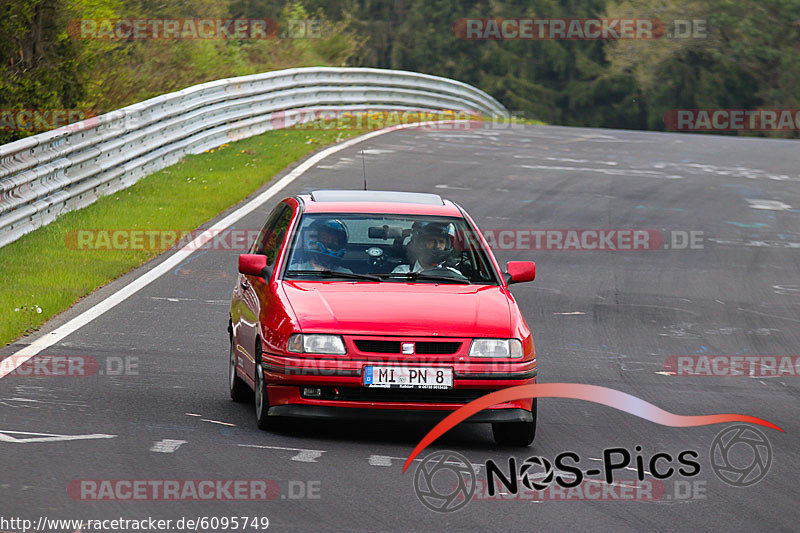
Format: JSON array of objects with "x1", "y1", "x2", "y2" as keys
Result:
[{"x1": 267, "y1": 404, "x2": 533, "y2": 424}]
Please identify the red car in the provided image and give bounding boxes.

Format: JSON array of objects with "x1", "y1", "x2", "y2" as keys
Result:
[{"x1": 228, "y1": 190, "x2": 538, "y2": 445}]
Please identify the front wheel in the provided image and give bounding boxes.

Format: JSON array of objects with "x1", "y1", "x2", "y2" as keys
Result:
[
  {"x1": 229, "y1": 336, "x2": 250, "y2": 403},
  {"x1": 492, "y1": 400, "x2": 537, "y2": 446},
  {"x1": 254, "y1": 346, "x2": 278, "y2": 430}
]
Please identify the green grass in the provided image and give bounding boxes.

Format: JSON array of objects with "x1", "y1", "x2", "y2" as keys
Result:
[
  {"x1": 512, "y1": 118, "x2": 547, "y2": 126},
  {"x1": 478, "y1": 116, "x2": 547, "y2": 126},
  {"x1": 0, "y1": 127, "x2": 368, "y2": 346}
]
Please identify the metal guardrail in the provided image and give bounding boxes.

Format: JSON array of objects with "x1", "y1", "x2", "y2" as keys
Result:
[{"x1": 0, "y1": 67, "x2": 508, "y2": 248}]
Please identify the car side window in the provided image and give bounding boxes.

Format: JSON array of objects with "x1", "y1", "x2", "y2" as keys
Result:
[
  {"x1": 253, "y1": 205, "x2": 293, "y2": 266},
  {"x1": 250, "y1": 205, "x2": 284, "y2": 254}
]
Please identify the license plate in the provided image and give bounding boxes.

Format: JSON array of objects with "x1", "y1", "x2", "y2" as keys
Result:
[{"x1": 363, "y1": 365, "x2": 453, "y2": 389}]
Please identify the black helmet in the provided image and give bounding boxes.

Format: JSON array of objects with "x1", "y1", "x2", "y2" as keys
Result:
[
  {"x1": 416, "y1": 222, "x2": 452, "y2": 266},
  {"x1": 419, "y1": 222, "x2": 451, "y2": 240},
  {"x1": 304, "y1": 218, "x2": 348, "y2": 267}
]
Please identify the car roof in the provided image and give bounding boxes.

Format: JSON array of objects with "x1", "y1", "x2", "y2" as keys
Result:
[{"x1": 298, "y1": 190, "x2": 463, "y2": 216}]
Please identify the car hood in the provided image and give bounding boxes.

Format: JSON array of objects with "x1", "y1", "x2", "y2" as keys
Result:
[{"x1": 281, "y1": 281, "x2": 512, "y2": 338}]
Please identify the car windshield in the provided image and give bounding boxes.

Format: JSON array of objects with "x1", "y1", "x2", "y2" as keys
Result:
[{"x1": 283, "y1": 214, "x2": 499, "y2": 284}]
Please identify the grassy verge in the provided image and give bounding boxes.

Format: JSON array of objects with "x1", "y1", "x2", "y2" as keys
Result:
[
  {"x1": 0, "y1": 127, "x2": 369, "y2": 346},
  {"x1": 478, "y1": 116, "x2": 547, "y2": 126},
  {"x1": 512, "y1": 118, "x2": 547, "y2": 126}
]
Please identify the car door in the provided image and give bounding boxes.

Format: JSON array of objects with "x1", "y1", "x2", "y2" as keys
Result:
[{"x1": 236, "y1": 202, "x2": 294, "y2": 380}]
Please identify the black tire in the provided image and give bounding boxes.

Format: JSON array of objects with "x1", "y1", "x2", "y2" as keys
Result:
[
  {"x1": 254, "y1": 343, "x2": 274, "y2": 430},
  {"x1": 229, "y1": 334, "x2": 250, "y2": 403},
  {"x1": 492, "y1": 399, "x2": 537, "y2": 446}
]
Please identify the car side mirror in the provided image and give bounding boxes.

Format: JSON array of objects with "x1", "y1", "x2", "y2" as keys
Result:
[
  {"x1": 505, "y1": 261, "x2": 535, "y2": 284},
  {"x1": 239, "y1": 254, "x2": 272, "y2": 280}
]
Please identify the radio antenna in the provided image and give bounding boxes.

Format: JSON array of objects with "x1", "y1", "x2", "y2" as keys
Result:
[{"x1": 361, "y1": 149, "x2": 367, "y2": 190}]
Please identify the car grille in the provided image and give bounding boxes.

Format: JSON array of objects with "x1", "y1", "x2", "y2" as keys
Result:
[
  {"x1": 415, "y1": 342, "x2": 461, "y2": 354},
  {"x1": 354, "y1": 340, "x2": 400, "y2": 353},
  {"x1": 353, "y1": 340, "x2": 462, "y2": 355},
  {"x1": 301, "y1": 386, "x2": 487, "y2": 404}
]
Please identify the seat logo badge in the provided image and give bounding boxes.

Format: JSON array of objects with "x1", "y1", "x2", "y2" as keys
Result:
[{"x1": 402, "y1": 343, "x2": 414, "y2": 355}]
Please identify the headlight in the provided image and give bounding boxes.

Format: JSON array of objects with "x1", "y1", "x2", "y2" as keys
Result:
[
  {"x1": 469, "y1": 338, "x2": 523, "y2": 358},
  {"x1": 287, "y1": 334, "x2": 346, "y2": 355}
]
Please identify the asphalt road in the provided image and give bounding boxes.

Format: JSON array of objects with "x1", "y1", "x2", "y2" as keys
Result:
[{"x1": 1, "y1": 124, "x2": 798, "y2": 532}]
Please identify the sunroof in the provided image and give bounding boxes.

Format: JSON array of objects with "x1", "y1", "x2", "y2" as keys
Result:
[{"x1": 309, "y1": 190, "x2": 444, "y2": 205}]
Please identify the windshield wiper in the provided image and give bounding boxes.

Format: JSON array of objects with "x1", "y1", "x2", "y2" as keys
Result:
[
  {"x1": 371, "y1": 272, "x2": 471, "y2": 284},
  {"x1": 285, "y1": 269, "x2": 381, "y2": 281}
]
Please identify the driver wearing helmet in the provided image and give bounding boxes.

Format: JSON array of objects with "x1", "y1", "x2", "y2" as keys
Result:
[
  {"x1": 295, "y1": 218, "x2": 353, "y2": 273},
  {"x1": 392, "y1": 222, "x2": 461, "y2": 274}
]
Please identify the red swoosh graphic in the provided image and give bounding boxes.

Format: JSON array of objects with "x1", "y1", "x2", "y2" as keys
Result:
[{"x1": 402, "y1": 383, "x2": 783, "y2": 472}]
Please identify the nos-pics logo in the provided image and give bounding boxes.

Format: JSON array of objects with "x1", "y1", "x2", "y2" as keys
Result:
[
  {"x1": 413, "y1": 425, "x2": 773, "y2": 512},
  {"x1": 413, "y1": 450, "x2": 477, "y2": 512}
]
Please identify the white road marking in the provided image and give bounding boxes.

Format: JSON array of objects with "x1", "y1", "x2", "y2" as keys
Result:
[
  {"x1": 316, "y1": 157, "x2": 355, "y2": 170},
  {"x1": 368, "y1": 454, "x2": 394, "y2": 466},
  {"x1": 710, "y1": 238, "x2": 800, "y2": 249},
  {"x1": 150, "y1": 439, "x2": 187, "y2": 453},
  {"x1": 554, "y1": 312, "x2": 585, "y2": 315},
  {"x1": 238, "y1": 444, "x2": 325, "y2": 463},
  {"x1": 560, "y1": 134, "x2": 651, "y2": 144},
  {"x1": 773, "y1": 285, "x2": 800, "y2": 295},
  {"x1": 736, "y1": 307, "x2": 800, "y2": 324},
  {"x1": 0, "y1": 121, "x2": 458, "y2": 380},
  {"x1": 367, "y1": 454, "x2": 483, "y2": 473},
  {"x1": 0, "y1": 430, "x2": 116, "y2": 444},
  {"x1": 515, "y1": 156, "x2": 619, "y2": 166},
  {"x1": 2, "y1": 397, "x2": 88, "y2": 407},
  {"x1": 151, "y1": 297, "x2": 228, "y2": 304},
  {"x1": 200, "y1": 419, "x2": 236, "y2": 427},
  {"x1": 746, "y1": 198, "x2": 793, "y2": 210},
  {"x1": 517, "y1": 164, "x2": 682, "y2": 179},
  {"x1": 185, "y1": 413, "x2": 202, "y2": 417},
  {"x1": 434, "y1": 184, "x2": 471, "y2": 190},
  {"x1": 437, "y1": 159, "x2": 480, "y2": 165}
]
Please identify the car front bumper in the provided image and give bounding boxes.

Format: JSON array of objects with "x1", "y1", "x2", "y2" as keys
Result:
[
  {"x1": 259, "y1": 350, "x2": 537, "y2": 416},
  {"x1": 267, "y1": 402, "x2": 534, "y2": 423},
  {"x1": 261, "y1": 356, "x2": 537, "y2": 417}
]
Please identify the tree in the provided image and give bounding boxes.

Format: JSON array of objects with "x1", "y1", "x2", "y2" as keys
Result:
[
  {"x1": 1, "y1": 0, "x2": 87, "y2": 143},
  {"x1": 605, "y1": 0, "x2": 800, "y2": 136}
]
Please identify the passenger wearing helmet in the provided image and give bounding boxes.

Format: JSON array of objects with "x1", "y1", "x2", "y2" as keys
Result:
[
  {"x1": 392, "y1": 222, "x2": 461, "y2": 274},
  {"x1": 295, "y1": 218, "x2": 353, "y2": 273}
]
